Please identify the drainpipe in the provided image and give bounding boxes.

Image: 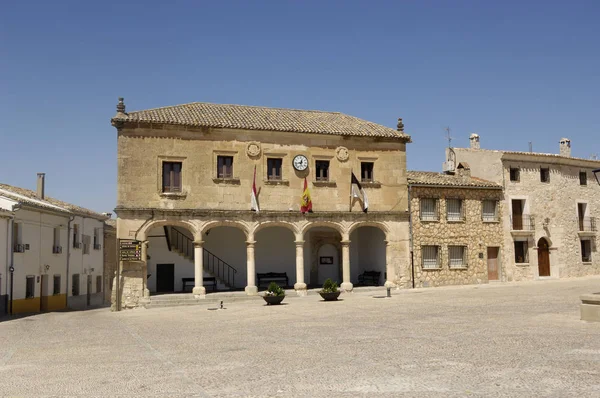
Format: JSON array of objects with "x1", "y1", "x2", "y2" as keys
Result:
[
  {"x1": 6, "y1": 214, "x2": 14, "y2": 315},
  {"x1": 408, "y1": 185, "x2": 415, "y2": 288},
  {"x1": 66, "y1": 216, "x2": 74, "y2": 308}
]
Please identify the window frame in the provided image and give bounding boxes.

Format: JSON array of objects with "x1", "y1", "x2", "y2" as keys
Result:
[
  {"x1": 446, "y1": 198, "x2": 465, "y2": 222},
  {"x1": 509, "y1": 167, "x2": 520, "y2": 182},
  {"x1": 420, "y1": 198, "x2": 440, "y2": 222},
  {"x1": 482, "y1": 200, "x2": 499, "y2": 222},
  {"x1": 540, "y1": 167, "x2": 550, "y2": 183},
  {"x1": 315, "y1": 160, "x2": 330, "y2": 181},
  {"x1": 422, "y1": 245, "x2": 440, "y2": 269},
  {"x1": 448, "y1": 245, "x2": 468, "y2": 268},
  {"x1": 360, "y1": 162, "x2": 374, "y2": 183},
  {"x1": 96, "y1": 275, "x2": 102, "y2": 293},
  {"x1": 514, "y1": 241, "x2": 529, "y2": 264},
  {"x1": 216, "y1": 155, "x2": 234, "y2": 179},
  {"x1": 25, "y1": 275, "x2": 35, "y2": 299},
  {"x1": 82, "y1": 235, "x2": 90, "y2": 255},
  {"x1": 267, "y1": 158, "x2": 283, "y2": 181},
  {"x1": 579, "y1": 171, "x2": 588, "y2": 186},
  {"x1": 162, "y1": 161, "x2": 183, "y2": 193}
]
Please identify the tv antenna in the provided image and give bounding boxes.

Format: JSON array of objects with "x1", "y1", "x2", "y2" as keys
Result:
[{"x1": 445, "y1": 127, "x2": 453, "y2": 148}]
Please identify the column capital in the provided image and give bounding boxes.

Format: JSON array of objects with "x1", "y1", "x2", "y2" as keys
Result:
[
  {"x1": 294, "y1": 240, "x2": 305, "y2": 247},
  {"x1": 246, "y1": 240, "x2": 256, "y2": 247},
  {"x1": 341, "y1": 239, "x2": 351, "y2": 246},
  {"x1": 193, "y1": 240, "x2": 204, "y2": 248}
]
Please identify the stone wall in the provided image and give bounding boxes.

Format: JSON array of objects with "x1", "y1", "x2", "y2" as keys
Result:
[
  {"x1": 103, "y1": 224, "x2": 116, "y2": 304},
  {"x1": 410, "y1": 186, "x2": 504, "y2": 287}
]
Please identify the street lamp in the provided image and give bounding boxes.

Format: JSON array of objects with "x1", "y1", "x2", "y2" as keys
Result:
[{"x1": 594, "y1": 168, "x2": 600, "y2": 185}]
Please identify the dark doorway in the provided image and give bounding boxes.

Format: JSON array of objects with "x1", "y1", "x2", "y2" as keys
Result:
[
  {"x1": 537, "y1": 238, "x2": 550, "y2": 277},
  {"x1": 86, "y1": 275, "x2": 92, "y2": 306},
  {"x1": 156, "y1": 264, "x2": 175, "y2": 293}
]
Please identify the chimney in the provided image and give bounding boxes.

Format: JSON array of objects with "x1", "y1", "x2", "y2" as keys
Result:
[
  {"x1": 559, "y1": 138, "x2": 571, "y2": 157},
  {"x1": 37, "y1": 173, "x2": 45, "y2": 199},
  {"x1": 456, "y1": 162, "x2": 471, "y2": 178},
  {"x1": 469, "y1": 133, "x2": 480, "y2": 149}
]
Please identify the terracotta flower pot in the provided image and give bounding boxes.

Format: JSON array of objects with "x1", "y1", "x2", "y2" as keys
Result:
[
  {"x1": 263, "y1": 295, "x2": 285, "y2": 305},
  {"x1": 319, "y1": 291, "x2": 341, "y2": 301}
]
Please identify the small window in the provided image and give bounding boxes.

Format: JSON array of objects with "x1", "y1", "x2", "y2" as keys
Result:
[
  {"x1": 422, "y1": 246, "x2": 440, "y2": 269},
  {"x1": 162, "y1": 161, "x2": 182, "y2": 192},
  {"x1": 540, "y1": 168, "x2": 550, "y2": 183},
  {"x1": 267, "y1": 158, "x2": 282, "y2": 180},
  {"x1": 73, "y1": 224, "x2": 80, "y2": 248},
  {"x1": 514, "y1": 241, "x2": 529, "y2": 263},
  {"x1": 446, "y1": 199, "x2": 464, "y2": 222},
  {"x1": 448, "y1": 246, "x2": 467, "y2": 268},
  {"x1": 96, "y1": 275, "x2": 102, "y2": 293},
  {"x1": 482, "y1": 200, "x2": 498, "y2": 222},
  {"x1": 53, "y1": 275, "x2": 61, "y2": 295},
  {"x1": 315, "y1": 160, "x2": 330, "y2": 181},
  {"x1": 420, "y1": 198, "x2": 439, "y2": 221},
  {"x1": 217, "y1": 156, "x2": 233, "y2": 178},
  {"x1": 510, "y1": 167, "x2": 520, "y2": 182},
  {"x1": 580, "y1": 172, "x2": 587, "y2": 186},
  {"x1": 581, "y1": 240, "x2": 592, "y2": 262},
  {"x1": 72, "y1": 274, "x2": 80, "y2": 296},
  {"x1": 26, "y1": 276, "x2": 35, "y2": 299},
  {"x1": 361, "y1": 162, "x2": 374, "y2": 183}
]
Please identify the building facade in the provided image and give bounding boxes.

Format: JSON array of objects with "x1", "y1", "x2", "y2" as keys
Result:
[
  {"x1": 0, "y1": 175, "x2": 108, "y2": 314},
  {"x1": 408, "y1": 168, "x2": 504, "y2": 287},
  {"x1": 451, "y1": 135, "x2": 600, "y2": 282},
  {"x1": 112, "y1": 99, "x2": 412, "y2": 309}
]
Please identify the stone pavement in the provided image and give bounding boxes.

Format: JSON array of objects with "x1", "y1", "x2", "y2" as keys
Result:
[{"x1": 1, "y1": 277, "x2": 600, "y2": 397}]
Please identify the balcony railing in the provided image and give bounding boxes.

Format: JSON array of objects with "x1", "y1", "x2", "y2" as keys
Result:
[
  {"x1": 511, "y1": 214, "x2": 535, "y2": 231},
  {"x1": 14, "y1": 243, "x2": 26, "y2": 253},
  {"x1": 579, "y1": 217, "x2": 597, "y2": 232}
]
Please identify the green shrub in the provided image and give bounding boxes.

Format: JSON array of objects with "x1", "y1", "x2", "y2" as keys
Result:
[
  {"x1": 321, "y1": 278, "x2": 339, "y2": 293},
  {"x1": 265, "y1": 281, "x2": 285, "y2": 297}
]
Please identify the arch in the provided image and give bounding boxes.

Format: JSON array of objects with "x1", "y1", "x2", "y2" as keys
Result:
[
  {"x1": 199, "y1": 220, "x2": 250, "y2": 240},
  {"x1": 253, "y1": 221, "x2": 299, "y2": 237},
  {"x1": 301, "y1": 221, "x2": 346, "y2": 239},
  {"x1": 139, "y1": 219, "x2": 199, "y2": 241},
  {"x1": 347, "y1": 222, "x2": 389, "y2": 239}
]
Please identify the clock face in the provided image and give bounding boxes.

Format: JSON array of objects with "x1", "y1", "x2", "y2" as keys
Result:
[{"x1": 293, "y1": 155, "x2": 308, "y2": 171}]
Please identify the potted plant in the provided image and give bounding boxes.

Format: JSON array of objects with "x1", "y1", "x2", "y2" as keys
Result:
[
  {"x1": 263, "y1": 282, "x2": 285, "y2": 305},
  {"x1": 319, "y1": 278, "x2": 341, "y2": 301}
]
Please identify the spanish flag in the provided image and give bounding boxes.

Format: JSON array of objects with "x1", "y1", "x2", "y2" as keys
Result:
[{"x1": 300, "y1": 177, "x2": 313, "y2": 213}]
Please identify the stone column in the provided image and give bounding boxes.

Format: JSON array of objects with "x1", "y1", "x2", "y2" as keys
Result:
[
  {"x1": 340, "y1": 240, "x2": 353, "y2": 291},
  {"x1": 192, "y1": 241, "x2": 206, "y2": 296},
  {"x1": 294, "y1": 240, "x2": 307, "y2": 296},
  {"x1": 141, "y1": 241, "x2": 150, "y2": 299},
  {"x1": 384, "y1": 240, "x2": 396, "y2": 288},
  {"x1": 245, "y1": 240, "x2": 258, "y2": 295}
]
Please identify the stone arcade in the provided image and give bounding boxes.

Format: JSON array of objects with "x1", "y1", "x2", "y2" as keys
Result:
[{"x1": 111, "y1": 99, "x2": 412, "y2": 309}]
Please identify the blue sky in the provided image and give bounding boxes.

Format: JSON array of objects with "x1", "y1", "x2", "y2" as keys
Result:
[{"x1": 1, "y1": 0, "x2": 599, "y2": 213}]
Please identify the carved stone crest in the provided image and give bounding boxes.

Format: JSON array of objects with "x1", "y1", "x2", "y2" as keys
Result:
[
  {"x1": 335, "y1": 146, "x2": 349, "y2": 162},
  {"x1": 246, "y1": 142, "x2": 261, "y2": 157}
]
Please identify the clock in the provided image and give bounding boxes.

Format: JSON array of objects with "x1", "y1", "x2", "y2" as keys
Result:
[{"x1": 292, "y1": 155, "x2": 308, "y2": 171}]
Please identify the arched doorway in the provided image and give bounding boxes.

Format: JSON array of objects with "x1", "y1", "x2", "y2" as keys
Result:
[
  {"x1": 255, "y1": 226, "x2": 296, "y2": 289},
  {"x1": 349, "y1": 226, "x2": 387, "y2": 286},
  {"x1": 303, "y1": 225, "x2": 343, "y2": 288},
  {"x1": 537, "y1": 238, "x2": 551, "y2": 277}
]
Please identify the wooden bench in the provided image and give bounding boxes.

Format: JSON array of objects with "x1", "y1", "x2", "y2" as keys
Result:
[
  {"x1": 358, "y1": 271, "x2": 381, "y2": 286},
  {"x1": 182, "y1": 277, "x2": 217, "y2": 292},
  {"x1": 256, "y1": 272, "x2": 289, "y2": 288}
]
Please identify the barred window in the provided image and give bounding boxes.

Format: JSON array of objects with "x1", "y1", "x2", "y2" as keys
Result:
[
  {"x1": 448, "y1": 246, "x2": 467, "y2": 268},
  {"x1": 420, "y1": 198, "x2": 439, "y2": 221},
  {"x1": 422, "y1": 246, "x2": 440, "y2": 269},
  {"x1": 514, "y1": 241, "x2": 529, "y2": 263},
  {"x1": 446, "y1": 199, "x2": 464, "y2": 221},
  {"x1": 482, "y1": 200, "x2": 498, "y2": 222}
]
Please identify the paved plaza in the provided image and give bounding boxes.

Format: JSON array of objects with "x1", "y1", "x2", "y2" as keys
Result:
[{"x1": 1, "y1": 277, "x2": 600, "y2": 397}]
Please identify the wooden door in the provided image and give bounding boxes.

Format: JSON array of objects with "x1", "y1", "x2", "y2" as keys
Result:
[
  {"x1": 156, "y1": 264, "x2": 175, "y2": 293},
  {"x1": 512, "y1": 200, "x2": 523, "y2": 230},
  {"x1": 40, "y1": 275, "x2": 48, "y2": 311},
  {"x1": 537, "y1": 238, "x2": 550, "y2": 277},
  {"x1": 487, "y1": 247, "x2": 499, "y2": 281}
]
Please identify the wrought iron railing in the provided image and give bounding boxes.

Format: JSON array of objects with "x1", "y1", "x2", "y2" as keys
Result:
[
  {"x1": 579, "y1": 217, "x2": 597, "y2": 232},
  {"x1": 170, "y1": 227, "x2": 237, "y2": 288},
  {"x1": 511, "y1": 214, "x2": 535, "y2": 231}
]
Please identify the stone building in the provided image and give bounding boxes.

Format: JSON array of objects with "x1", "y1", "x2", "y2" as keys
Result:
[
  {"x1": 408, "y1": 168, "x2": 504, "y2": 288},
  {"x1": 451, "y1": 134, "x2": 600, "y2": 282},
  {"x1": 111, "y1": 99, "x2": 412, "y2": 309}
]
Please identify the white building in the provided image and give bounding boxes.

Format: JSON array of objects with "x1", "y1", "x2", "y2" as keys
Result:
[
  {"x1": 0, "y1": 174, "x2": 108, "y2": 315},
  {"x1": 450, "y1": 135, "x2": 600, "y2": 282}
]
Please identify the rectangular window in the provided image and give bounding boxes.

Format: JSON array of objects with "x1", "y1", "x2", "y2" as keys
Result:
[
  {"x1": 73, "y1": 224, "x2": 80, "y2": 248},
  {"x1": 93, "y1": 228, "x2": 101, "y2": 250},
  {"x1": 82, "y1": 235, "x2": 90, "y2": 255},
  {"x1": 540, "y1": 168, "x2": 550, "y2": 183},
  {"x1": 267, "y1": 158, "x2": 282, "y2": 180},
  {"x1": 514, "y1": 241, "x2": 529, "y2": 263},
  {"x1": 53, "y1": 227, "x2": 60, "y2": 247},
  {"x1": 422, "y1": 246, "x2": 440, "y2": 269},
  {"x1": 448, "y1": 246, "x2": 467, "y2": 268},
  {"x1": 446, "y1": 199, "x2": 464, "y2": 222},
  {"x1": 482, "y1": 200, "x2": 498, "y2": 222},
  {"x1": 96, "y1": 275, "x2": 102, "y2": 293},
  {"x1": 72, "y1": 274, "x2": 80, "y2": 296},
  {"x1": 26, "y1": 276, "x2": 35, "y2": 299},
  {"x1": 315, "y1": 160, "x2": 330, "y2": 181},
  {"x1": 420, "y1": 198, "x2": 439, "y2": 221},
  {"x1": 361, "y1": 162, "x2": 374, "y2": 182},
  {"x1": 217, "y1": 155, "x2": 233, "y2": 178},
  {"x1": 581, "y1": 240, "x2": 592, "y2": 262},
  {"x1": 510, "y1": 167, "x2": 520, "y2": 182},
  {"x1": 162, "y1": 161, "x2": 182, "y2": 192},
  {"x1": 580, "y1": 172, "x2": 588, "y2": 186},
  {"x1": 53, "y1": 275, "x2": 61, "y2": 295}
]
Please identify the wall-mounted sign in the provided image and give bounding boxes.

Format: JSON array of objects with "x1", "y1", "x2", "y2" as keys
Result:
[
  {"x1": 119, "y1": 239, "x2": 142, "y2": 261},
  {"x1": 320, "y1": 256, "x2": 333, "y2": 265}
]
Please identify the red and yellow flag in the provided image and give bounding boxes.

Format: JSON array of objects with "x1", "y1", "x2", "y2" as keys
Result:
[{"x1": 300, "y1": 177, "x2": 312, "y2": 213}]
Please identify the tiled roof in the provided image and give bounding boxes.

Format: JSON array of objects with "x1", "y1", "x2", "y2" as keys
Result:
[
  {"x1": 455, "y1": 148, "x2": 600, "y2": 166},
  {"x1": 0, "y1": 183, "x2": 108, "y2": 220},
  {"x1": 407, "y1": 171, "x2": 501, "y2": 188},
  {"x1": 112, "y1": 102, "x2": 411, "y2": 141}
]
